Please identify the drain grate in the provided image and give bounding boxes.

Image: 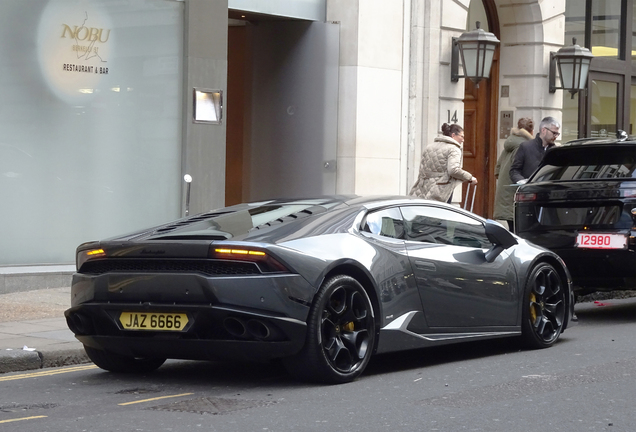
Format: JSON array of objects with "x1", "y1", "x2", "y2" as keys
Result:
[{"x1": 149, "y1": 396, "x2": 277, "y2": 415}]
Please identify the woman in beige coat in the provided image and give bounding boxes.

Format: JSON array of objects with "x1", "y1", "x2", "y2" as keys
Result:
[{"x1": 409, "y1": 123, "x2": 477, "y2": 203}]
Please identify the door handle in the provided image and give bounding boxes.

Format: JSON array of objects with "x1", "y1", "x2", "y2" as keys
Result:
[{"x1": 414, "y1": 260, "x2": 436, "y2": 271}]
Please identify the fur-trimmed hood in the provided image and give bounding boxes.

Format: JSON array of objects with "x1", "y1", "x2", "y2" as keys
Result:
[{"x1": 504, "y1": 128, "x2": 533, "y2": 151}]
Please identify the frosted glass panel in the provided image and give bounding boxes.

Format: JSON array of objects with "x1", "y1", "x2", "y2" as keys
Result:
[
  {"x1": 565, "y1": 0, "x2": 585, "y2": 48},
  {"x1": 591, "y1": 0, "x2": 621, "y2": 58},
  {"x1": 0, "y1": 0, "x2": 183, "y2": 265}
]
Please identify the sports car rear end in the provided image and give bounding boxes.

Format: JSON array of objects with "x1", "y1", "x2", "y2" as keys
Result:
[{"x1": 65, "y1": 198, "x2": 351, "y2": 364}]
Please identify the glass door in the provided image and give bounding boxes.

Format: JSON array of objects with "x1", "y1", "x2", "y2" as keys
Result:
[
  {"x1": 585, "y1": 73, "x2": 624, "y2": 137},
  {"x1": 631, "y1": 81, "x2": 636, "y2": 135}
]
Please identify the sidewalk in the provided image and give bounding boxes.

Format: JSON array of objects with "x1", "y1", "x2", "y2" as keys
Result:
[{"x1": 0, "y1": 287, "x2": 90, "y2": 374}]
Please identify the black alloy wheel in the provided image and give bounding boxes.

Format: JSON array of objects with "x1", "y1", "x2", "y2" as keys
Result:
[
  {"x1": 283, "y1": 275, "x2": 376, "y2": 384},
  {"x1": 521, "y1": 263, "x2": 566, "y2": 348},
  {"x1": 84, "y1": 345, "x2": 166, "y2": 373}
]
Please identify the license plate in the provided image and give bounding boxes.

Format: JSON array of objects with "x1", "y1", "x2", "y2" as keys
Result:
[
  {"x1": 575, "y1": 233, "x2": 628, "y2": 250},
  {"x1": 119, "y1": 312, "x2": 189, "y2": 331}
]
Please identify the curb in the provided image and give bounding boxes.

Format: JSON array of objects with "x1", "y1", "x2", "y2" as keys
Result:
[
  {"x1": 0, "y1": 347, "x2": 90, "y2": 374},
  {"x1": 0, "y1": 265, "x2": 74, "y2": 295}
]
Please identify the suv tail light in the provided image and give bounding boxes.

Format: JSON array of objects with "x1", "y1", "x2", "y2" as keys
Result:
[
  {"x1": 515, "y1": 192, "x2": 537, "y2": 202},
  {"x1": 621, "y1": 189, "x2": 636, "y2": 198}
]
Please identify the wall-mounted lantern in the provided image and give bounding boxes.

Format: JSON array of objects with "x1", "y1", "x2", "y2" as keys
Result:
[
  {"x1": 451, "y1": 21, "x2": 500, "y2": 86},
  {"x1": 549, "y1": 38, "x2": 594, "y2": 99}
]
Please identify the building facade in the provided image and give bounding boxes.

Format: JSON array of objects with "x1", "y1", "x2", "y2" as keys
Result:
[{"x1": 1, "y1": 0, "x2": 634, "y2": 269}]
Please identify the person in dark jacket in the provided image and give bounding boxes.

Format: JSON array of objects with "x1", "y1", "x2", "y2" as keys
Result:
[
  {"x1": 509, "y1": 116, "x2": 560, "y2": 184},
  {"x1": 494, "y1": 117, "x2": 534, "y2": 231}
]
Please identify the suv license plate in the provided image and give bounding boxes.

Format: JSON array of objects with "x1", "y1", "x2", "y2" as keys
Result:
[
  {"x1": 575, "y1": 233, "x2": 627, "y2": 250},
  {"x1": 119, "y1": 312, "x2": 189, "y2": 331}
]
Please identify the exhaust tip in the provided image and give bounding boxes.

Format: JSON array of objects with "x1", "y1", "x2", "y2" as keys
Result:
[
  {"x1": 67, "y1": 313, "x2": 93, "y2": 335},
  {"x1": 223, "y1": 317, "x2": 248, "y2": 339},
  {"x1": 66, "y1": 315, "x2": 78, "y2": 334},
  {"x1": 246, "y1": 319, "x2": 271, "y2": 340}
]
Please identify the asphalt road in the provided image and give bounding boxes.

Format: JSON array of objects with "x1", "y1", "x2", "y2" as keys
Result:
[{"x1": 1, "y1": 298, "x2": 635, "y2": 432}]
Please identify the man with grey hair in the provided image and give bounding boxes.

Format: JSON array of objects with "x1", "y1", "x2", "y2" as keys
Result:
[{"x1": 509, "y1": 116, "x2": 560, "y2": 184}]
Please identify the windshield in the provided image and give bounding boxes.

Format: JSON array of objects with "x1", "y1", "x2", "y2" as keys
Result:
[{"x1": 533, "y1": 146, "x2": 636, "y2": 182}]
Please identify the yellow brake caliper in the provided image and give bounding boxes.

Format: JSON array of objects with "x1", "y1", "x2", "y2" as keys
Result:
[
  {"x1": 529, "y1": 292, "x2": 537, "y2": 323},
  {"x1": 343, "y1": 322, "x2": 355, "y2": 332}
]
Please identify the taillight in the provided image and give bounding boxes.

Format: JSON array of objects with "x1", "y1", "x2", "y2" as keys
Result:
[
  {"x1": 515, "y1": 192, "x2": 537, "y2": 202},
  {"x1": 208, "y1": 246, "x2": 288, "y2": 273},
  {"x1": 213, "y1": 248, "x2": 265, "y2": 258},
  {"x1": 76, "y1": 248, "x2": 106, "y2": 271}
]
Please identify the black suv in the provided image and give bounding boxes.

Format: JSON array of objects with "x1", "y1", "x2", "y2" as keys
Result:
[{"x1": 514, "y1": 134, "x2": 636, "y2": 294}]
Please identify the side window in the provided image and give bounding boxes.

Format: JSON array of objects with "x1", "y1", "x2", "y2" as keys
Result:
[
  {"x1": 361, "y1": 207, "x2": 404, "y2": 239},
  {"x1": 400, "y1": 206, "x2": 490, "y2": 248}
]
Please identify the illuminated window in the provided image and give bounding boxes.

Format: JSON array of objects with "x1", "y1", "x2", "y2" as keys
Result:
[{"x1": 633, "y1": 2, "x2": 636, "y2": 60}]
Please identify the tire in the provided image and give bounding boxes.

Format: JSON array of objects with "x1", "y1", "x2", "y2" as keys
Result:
[
  {"x1": 84, "y1": 345, "x2": 166, "y2": 373},
  {"x1": 283, "y1": 275, "x2": 376, "y2": 384},
  {"x1": 520, "y1": 263, "x2": 566, "y2": 349}
]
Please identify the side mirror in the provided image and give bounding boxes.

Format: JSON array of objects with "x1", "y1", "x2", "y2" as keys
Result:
[{"x1": 484, "y1": 219, "x2": 518, "y2": 262}]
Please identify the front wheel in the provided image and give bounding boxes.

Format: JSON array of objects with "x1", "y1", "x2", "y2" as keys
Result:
[
  {"x1": 283, "y1": 275, "x2": 376, "y2": 384},
  {"x1": 521, "y1": 263, "x2": 566, "y2": 349},
  {"x1": 84, "y1": 345, "x2": 166, "y2": 373}
]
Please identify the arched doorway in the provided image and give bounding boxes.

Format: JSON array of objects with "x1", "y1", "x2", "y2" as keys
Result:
[{"x1": 461, "y1": 0, "x2": 500, "y2": 218}]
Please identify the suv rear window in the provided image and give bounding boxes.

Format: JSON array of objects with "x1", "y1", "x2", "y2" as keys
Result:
[{"x1": 533, "y1": 146, "x2": 636, "y2": 182}]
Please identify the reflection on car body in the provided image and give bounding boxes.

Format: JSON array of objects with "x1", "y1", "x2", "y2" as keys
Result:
[
  {"x1": 514, "y1": 135, "x2": 636, "y2": 294},
  {"x1": 66, "y1": 195, "x2": 574, "y2": 384}
]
